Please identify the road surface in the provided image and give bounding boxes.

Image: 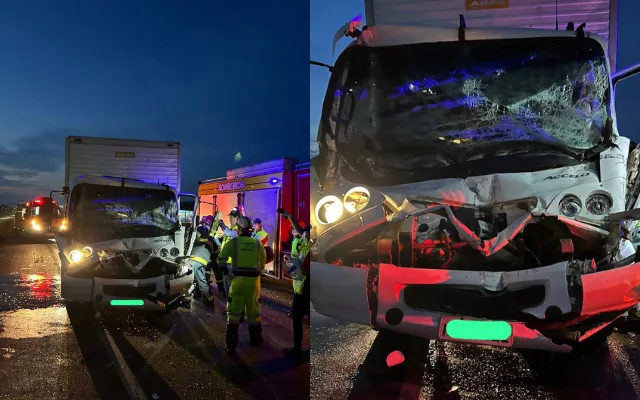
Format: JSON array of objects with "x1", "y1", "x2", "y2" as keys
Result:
[
  {"x1": 0, "y1": 220, "x2": 310, "y2": 400},
  {"x1": 311, "y1": 305, "x2": 640, "y2": 399}
]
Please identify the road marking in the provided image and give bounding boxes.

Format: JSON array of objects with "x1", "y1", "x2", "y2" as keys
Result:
[{"x1": 97, "y1": 327, "x2": 149, "y2": 400}]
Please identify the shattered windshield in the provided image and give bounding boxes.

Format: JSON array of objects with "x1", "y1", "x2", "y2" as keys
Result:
[
  {"x1": 69, "y1": 183, "x2": 179, "y2": 239},
  {"x1": 321, "y1": 37, "x2": 611, "y2": 185}
]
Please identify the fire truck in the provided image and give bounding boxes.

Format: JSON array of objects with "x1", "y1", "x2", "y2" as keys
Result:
[{"x1": 14, "y1": 197, "x2": 65, "y2": 237}]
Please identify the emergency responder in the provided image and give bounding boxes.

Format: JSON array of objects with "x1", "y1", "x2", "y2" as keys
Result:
[
  {"x1": 190, "y1": 215, "x2": 215, "y2": 307},
  {"x1": 207, "y1": 211, "x2": 226, "y2": 296},
  {"x1": 217, "y1": 216, "x2": 266, "y2": 355},
  {"x1": 278, "y1": 208, "x2": 311, "y2": 357},
  {"x1": 252, "y1": 218, "x2": 269, "y2": 246},
  {"x1": 218, "y1": 207, "x2": 241, "y2": 300}
]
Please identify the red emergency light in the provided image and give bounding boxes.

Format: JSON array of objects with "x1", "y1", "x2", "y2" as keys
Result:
[{"x1": 34, "y1": 199, "x2": 43, "y2": 204}]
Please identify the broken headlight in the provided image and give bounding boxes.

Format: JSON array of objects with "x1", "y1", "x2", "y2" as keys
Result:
[
  {"x1": 315, "y1": 195, "x2": 343, "y2": 225},
  {"x1": 344, "y1": 187, "x2": 370, "y2": 213},
  {"x1": 586, "y1": 194, "x2": 612, "y2": 215},
  {"x1": 68, "y1": 246, "x2": 93, "y2": 263},
  {"x1": 559, "y1": 195, "x2": 582, "y2": 217}
]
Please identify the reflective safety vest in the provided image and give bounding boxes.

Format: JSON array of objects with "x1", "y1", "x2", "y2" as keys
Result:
[
  {"x1": 209, "y1": 220, "x2": 221, "y2": 251},
  {"x1": 221, "y1": 225, "x2": 238, "y2": 264},
  {"x1": 252, "y1": 229, "x2": 269, "y2": 246},
  {"x1": 290, "y1": 236, "x2": 310, "y2": 294},
  {"x1": 190, "y1": 243, "x2": 211, "y2": 267},
  {"x1": 218, "y1": 236, "x2": 266, "y2": 277}
]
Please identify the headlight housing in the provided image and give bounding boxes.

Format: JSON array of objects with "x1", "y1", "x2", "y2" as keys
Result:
[
  {"x1": 586, "y1": 194, "x2": 612, "y2": 215},
  {"x1": 170, "y1": 247, "x2": 180, "y2": 257},
  {"x1": 558, "y1": 195, "x2": 582, "y2": 217},
  {"x1": 344, "y1": 187, "x2": 370, "y2": 213},
  {"x1": 68, "y1": 250, "x2": 84, "y2": 263},
  {"x1": 160, "y1": 248, "x2": 169, "y2": 258},
  {"x1": 314, "y1": 195, "x2": 343, "y2": 225}
]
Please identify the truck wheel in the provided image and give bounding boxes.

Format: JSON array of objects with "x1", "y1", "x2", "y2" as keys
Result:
[{"x1": 65, "y1": 300, "x2": 96, "y2": 328}]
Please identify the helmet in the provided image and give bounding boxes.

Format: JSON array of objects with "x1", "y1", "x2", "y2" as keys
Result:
[
  {"x1": 253, "y1": 217, "x2": 262, "y2": 224},
  {"x1": 201, "y1": 215, "x2": 213, "y2": 226},
  {"x1": 237, "y1": 216, "x2": 253, "y2": 231},
  {"x1": 228, "y1": 208, "x2": 242, "y2": 218}
]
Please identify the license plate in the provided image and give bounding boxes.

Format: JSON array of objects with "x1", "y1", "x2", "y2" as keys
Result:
[
  {"x1": 110, "y1": 299, "x2": 144, "y2": 307},
  {"x1": 439, "y1": 316, "x2": 513, "y2": 347}
]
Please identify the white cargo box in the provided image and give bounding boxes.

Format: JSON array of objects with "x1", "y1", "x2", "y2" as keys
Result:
[
  {"x1": 364, "y1": 0, "x2": 618, "y2": 70},
  {"x1": 65, "y1": 136, "x2": 181, "y2": 192}
]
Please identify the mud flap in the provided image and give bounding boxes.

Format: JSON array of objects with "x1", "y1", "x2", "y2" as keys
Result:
[{"x1": 310, "y1": 262, "x2": 370, "y2": 326}]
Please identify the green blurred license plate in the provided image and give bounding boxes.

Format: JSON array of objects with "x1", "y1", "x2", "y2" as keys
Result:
[
  {"x1": 443, "y1": 318, "x2": 512, "y2": 341},
  {"x1": 110, "y1": 299, "x2": 144, "y2": 306}
]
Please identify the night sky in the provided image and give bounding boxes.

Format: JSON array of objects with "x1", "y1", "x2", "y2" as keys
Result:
[
  {"x1": 311, "y1": 0, "x2": 640, "y2": 157},
  {"x1": 0, "y1": 1, "x2": 309, "y2": 205}
]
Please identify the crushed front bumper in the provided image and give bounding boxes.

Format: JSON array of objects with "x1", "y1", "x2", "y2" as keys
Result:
[
  {"x1": 311, "y1": 260, "x2": 640, "y2": 352},
  {"x1": 61, "y1": 272, "x2": 193, "y2": 311}
]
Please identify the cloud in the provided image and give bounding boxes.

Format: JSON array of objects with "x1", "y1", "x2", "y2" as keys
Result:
[{"x1": 0, "y1": 129, "x2": 69, "y2": 204}]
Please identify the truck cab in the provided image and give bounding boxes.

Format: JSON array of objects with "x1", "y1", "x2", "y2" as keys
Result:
[
  {"x1": 52, "y1": 175, "x2": 198, "y2": 311},
  {"x1": 310, "y1": 6, "x2": 640, "y2": 352}
]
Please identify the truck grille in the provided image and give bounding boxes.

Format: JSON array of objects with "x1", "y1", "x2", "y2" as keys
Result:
[{"x1": 403, "y1": 284, "x2": 545, "y2": 320}]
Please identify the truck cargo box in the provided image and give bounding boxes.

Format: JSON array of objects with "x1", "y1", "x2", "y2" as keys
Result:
[
  {"x1": 65, "y1": 136, "x2": 181, "y2": 192},
  {"x1": 365, "y1": 0, "x2": 618, "y2": 70}
]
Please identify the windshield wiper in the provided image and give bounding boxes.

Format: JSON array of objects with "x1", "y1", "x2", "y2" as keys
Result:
[{"x1": 462, "y1": 140, "x2": 587, "y2": 162}]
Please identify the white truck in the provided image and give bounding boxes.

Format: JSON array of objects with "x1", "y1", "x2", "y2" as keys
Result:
[
  {"x1": 311, "y1": 0, "x2": 640, "y2": 352},
  {"x1": 52, "y1": 136, "x2": 198, "y2": 311}
]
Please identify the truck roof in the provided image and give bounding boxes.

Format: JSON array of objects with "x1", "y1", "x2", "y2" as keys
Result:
[
  {"x1": 364, "y1": 0, "x2": 618, "y2": 70},
  {"x1": 346, "y1": 24, "x2": 608, "y2": 51},
  {"x1": 68, "y1": 174, "x2": 178, "y2": 194}
]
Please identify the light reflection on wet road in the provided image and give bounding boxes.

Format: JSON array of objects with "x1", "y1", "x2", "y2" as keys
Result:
[
  {"x1": 311, "y1": 309, "x2": 640, "y2": 399},
  {"x1": 0, "y1": 227, "x2": 310, "y2": 400}
]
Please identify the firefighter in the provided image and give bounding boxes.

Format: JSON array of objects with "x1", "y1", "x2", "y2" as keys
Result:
[
  {"x1": 207, "y1": 211, "x2": 226, "y2": 297},
  {"x1": 218, "y1": 208, "x2": 241, "y2": 299},
  {"x1": 217, "y1": 216, "x2": 266, "y2": 355},
  {"x1": 190, "y1": 216, "x2": 215, "y2": 307},
  {"x1": 278, "y1": 208, "x2": 311, "y2": 356},
  {"x1": 252, "y1": 218, "x2": 269, "y2": 246}
]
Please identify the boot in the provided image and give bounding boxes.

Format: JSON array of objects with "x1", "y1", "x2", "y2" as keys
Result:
[
  {"x1": 248, "y1": 324, "x2": 264, "y2": 347},
  {"x1": 226, "y1": 324, "x2": 239, "y2": 355}
]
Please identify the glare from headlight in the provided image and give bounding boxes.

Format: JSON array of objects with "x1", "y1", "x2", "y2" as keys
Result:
[
  {"x1": 32, "y1": 224, "x2": 41, "y2": 231},
  {"x1": 82, "y1": 246, "x2": 93, "y2": 257},
  {"x1": 315, "y1": 195, "x2": 343, "y2": 225},
  {"x1": 69, "y1": 250, "x2": 83, "y2": 263},
  {"x1": 344, "y1": 187, "x2": 371, "y2": 213},
  {"x1": 586, "y1": 194, "x2": 612, "y2": 215},
  {"x1": 558, "y1": 195, "x2": 582, "y2": 217},
  {"x1": 31, "y1": 219, "x2": 37, "y2": 226}
]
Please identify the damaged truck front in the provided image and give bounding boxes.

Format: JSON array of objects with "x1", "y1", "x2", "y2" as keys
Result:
[
  {"x1": 310, "y1": 20, "x2": 640, "y2": 351},
  {"x1": 53, "y1": 175, "x2": 196, "y2": 311}
]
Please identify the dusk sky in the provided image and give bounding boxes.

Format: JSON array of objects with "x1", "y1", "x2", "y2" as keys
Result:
[
  {"x1": 310, "y1": 0, "x2": 640, "y2": 156},
  {"x1": 0, "y1": 1, "x2": 309, "y2": 205}
]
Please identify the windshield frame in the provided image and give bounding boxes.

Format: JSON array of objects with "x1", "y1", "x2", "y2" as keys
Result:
[
  {"x1": 68, "y1": 183, "x2": 180, "y2": 240},
  {"x1": 317, "y1": 36, "x2": 612, "y2": 187}
]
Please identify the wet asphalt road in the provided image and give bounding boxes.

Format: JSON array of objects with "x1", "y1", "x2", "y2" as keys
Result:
[
  {"x1": 0, "y1": 218, "x2": 310, "y2": 400},
  {"x1": 311, "y1": 305, "x2": 640, "y2": 399}
]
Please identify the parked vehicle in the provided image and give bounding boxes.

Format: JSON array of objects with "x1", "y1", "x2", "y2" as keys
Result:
[{"x1": 14, "y1": 197, "x2": 64, "y2": 237}]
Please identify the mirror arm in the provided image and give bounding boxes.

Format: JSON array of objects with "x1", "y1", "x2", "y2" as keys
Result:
[{"x1": 612, "y1": 63, "x2": 640, "y2": 86}]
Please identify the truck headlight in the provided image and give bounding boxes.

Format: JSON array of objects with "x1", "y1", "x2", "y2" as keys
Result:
[
  {"x1": 82, "y1": 246, "x2": 93, "y2": 257},
  {"x1": 586, "y1": 194, "x2": 612, "y2": 215},
  {"x1": 558, "y1": 195, "x2": 582, "y2": 217},
  {"x1": 170, "y1": 247, "x2": 180, "y2": 257},
  {"x1": 344, "y1": 187, "x2": 370, "y2": 213},
  {"x1": 69, "y1": 250, "x2": 84, "y2": 263},
  {"x1": 160, "y1": 248, "x2": 169, "y2": 258},
  {"x1": 315, "y1": 195, "x2": 343, "y2": 225}
]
